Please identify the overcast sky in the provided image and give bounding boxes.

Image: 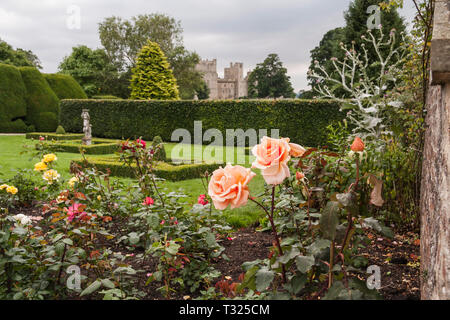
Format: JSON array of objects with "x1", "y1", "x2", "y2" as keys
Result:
[{"x1": 0, "y1": 0, "x2": 417, "y2": 92}]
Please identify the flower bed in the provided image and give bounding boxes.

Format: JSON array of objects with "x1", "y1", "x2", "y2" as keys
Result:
[{"x1": 71, "y1": 156, "x2": 224, "y2": 181}]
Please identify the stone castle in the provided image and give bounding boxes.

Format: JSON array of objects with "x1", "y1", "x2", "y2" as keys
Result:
[{"x1": 195, "y1": 59, "x2": 250, "y2": 99}]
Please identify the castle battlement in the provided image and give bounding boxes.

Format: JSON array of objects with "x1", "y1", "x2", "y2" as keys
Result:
[{"x1": 196, "y1": 59, "x2": 249, "y2": 100}]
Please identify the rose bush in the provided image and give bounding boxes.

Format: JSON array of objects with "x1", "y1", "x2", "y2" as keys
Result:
[{"x1": 206, "y1": 135, "x2": 390, "y2": 299}]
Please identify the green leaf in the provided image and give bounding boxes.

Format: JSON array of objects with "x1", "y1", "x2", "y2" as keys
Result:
[
  {"x1": 336, "y1": 193, "x2": 353, "y2": 207},
  {"x1": 295, "y1": 255, "x2": 315, "y2": 273},
  {"x1": 55, "y1": 242, "x2": 65, "y2": 255},
  {"x1": 320, "y1": 201, "x2": 339, "y2": 240},
  {"x1": 165, "y1": 242, "x2": 181, "y2": 255},
  {"x1": 322, "y1": 281, "x2": 348, "y2": 300},
  {"x1": 11, "y1": 255, "x2": 27, "y2": 263},
  {"x1": 205, "y1": 232, "x2": 217, "y2": 247},
  {"x1": 336, "y1": 192, "x2": 358, "y2": 215},
  {"x1": 62, "y1": 238, "x2": 73, "y2": 246},
  {"x1": 278, "y1": 247, "x2": 300, "y2": 264},
  {"x1": 361, "y1": 217, "x2": 394, "y2": 239},
  {"x1": 275, "y1": 199, "x2": 290, "y2": 208},
  {"x1": 52, "y1": 233, "x2": 64, "y2": 243},
  {"x1": 128, "y1": 232, "x2": 140, "y2": 245},
  {"x1": 239, "y1": 265, "x2": 258, "y2": 291},
  {"x1": 286, "y1": 274, "x2": 307, "y2": 294},
  {"x1": 101, "y1": 279, "x2": 115, "y2": 289},
  {"x1": 255, "y1": 268, "x2": 275, "y2": 292},
  {"x1": 153, "y1": 271, "x2": 163, "y2": 282},
  {"x1": 307, "y1": 239, "x2": 331, "y2": 257},
  {"x1": 80, "y1": 280, "x2": 101, "y2": 297},
  {"x1": 12, "y1": 227, "x2": 27, "y2": 236}
]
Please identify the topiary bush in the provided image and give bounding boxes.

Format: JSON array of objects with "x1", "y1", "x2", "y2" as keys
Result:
[
  {"x1": 0, "y1": 63, "x2": 28, "y2": 131},
  {"x1": 0, "y1": 119, "x2": 28, "y2": 133},
  {"x1": 130, "y1": 40, "x2": 179, "y2": 100},
  {"x1": 37, "y1": 112, "x2": 59, "y2": 132},
  {"x1": 60, "y1": 99, "x2": 345, "y2": 147},
  {"x1": 19, "y1": 67, "x2": 60, "y2": 132},
  {"x1": 55, "y1": 125, "x2": 66, "y2": 134},
  {"x1": 152, "y1": 136, "x2": 167, "y2": 161},
  {"x1": 43, "y1": 73, "x2": 87, "y2": 100}
]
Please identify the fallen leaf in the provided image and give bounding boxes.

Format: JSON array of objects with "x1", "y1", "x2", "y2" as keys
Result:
[{"x1": 367, "y1": 174, "x2": 384, "y2": 207}]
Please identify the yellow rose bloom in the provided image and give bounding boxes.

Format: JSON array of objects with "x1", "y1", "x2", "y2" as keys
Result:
[
  {"x1": 6, "y1": 186, "x2": 18, "y2": 195},
  {"x1": 43, "y1": 169, "x2": 60, "y2": 184},
  {"x1": 68, "y1": 176, "x2": 79, "y2": 188},
  {"x1": 0, "y1": 184, "x2": 8, "y2": 190},
  {"x1": 34, "y1": 162, "x2": 48, "y2": 171},
  {"x1": 43, "y1": 153, "x2": 57, "y2": 163},
  {"x1": 97, "y1": 195, "x2": 102, "y2": 201}
]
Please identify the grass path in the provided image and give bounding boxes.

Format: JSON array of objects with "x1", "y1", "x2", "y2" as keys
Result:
[{"x1": 0, "y1": 136, "x2": 266, "y2": 227}]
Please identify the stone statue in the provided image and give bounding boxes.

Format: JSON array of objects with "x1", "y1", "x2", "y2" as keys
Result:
[{"x1": 81, "y1": 109, "x2": 92, "y2": 146}]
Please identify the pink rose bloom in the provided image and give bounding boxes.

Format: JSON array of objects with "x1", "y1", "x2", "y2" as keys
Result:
[
  {"x1": 198, "y1": 194, "x2": 209, "y2": 206},
  {"x1": 67, "y1": 203, "x2": 87, "y2": 222},
  {"x1": 142, "y1": 197, "x2": 154, "y2": 206},
  {"x1": 208, "y1": 164, "x2": 256, "y2": 210},
  {"x1": 136, "y1": 139, "x2": 146, "y2": 149},
  {"x1": 251, "y1": 137, "x2": 292, "y2": 185}
]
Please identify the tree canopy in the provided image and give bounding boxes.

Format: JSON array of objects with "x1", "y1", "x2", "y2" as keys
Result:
[
  {"x1": 98, "y1": 13, "x2": 204, "y2": 99},
  {"x1": 308, "y1": 0, "x2": 407, "y2": 93},
  {"x1": 0, "y1": 38, "x2": 42, "y2": 69},
  {"x1": 58, "y1": 45, "x2": 117, "y2": 97},
  {"x1": 248, "y1": 53, "x2": 295, "y2": 99}
]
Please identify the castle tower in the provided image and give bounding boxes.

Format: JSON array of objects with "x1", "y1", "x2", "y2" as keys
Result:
[
  {"x1": 195, "y1": 59, "x2": 219, "y2": 99},
  {"x1": 196, "y1": 59, "x2": 249, "y2": 100}
]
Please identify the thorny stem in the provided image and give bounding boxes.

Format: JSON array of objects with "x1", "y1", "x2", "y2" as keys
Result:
[
  {"x1": 340, "y1": 157, "x2": 360, "y2": 256},
  {"x1": 250, "y1": 186, "x2": 286, "y2": 284},
  {"x1": 328, "y1": 241, "x2": 335, "y2": 289},
  {"x1": 56, "y1": 243, "x2": 68, "y2": 288},
  {"x1": 150, "y1": 173, "x2": 165, "y2": 208},
  {"x1": 303, "y1": 183, "x2": 313, "y2": 234}
]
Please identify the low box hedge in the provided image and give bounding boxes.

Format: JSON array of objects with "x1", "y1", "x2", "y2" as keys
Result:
[
  {"x1": 47, "y1": 139, "x2": 120, "y2": 155},
  {"x1": 26, "y1": 132, "x2": 84, "y2": 141},
  {"x1": 72, "y1": 157, "x2": 223, "y2": 181},
  {"x1": 60, "y1": 99, "x2": 345, "y2": 147}
]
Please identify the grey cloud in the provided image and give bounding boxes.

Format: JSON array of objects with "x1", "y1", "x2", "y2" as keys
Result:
[{"x1": 0, "y1": 0, "x2": 416, "y2": 91}]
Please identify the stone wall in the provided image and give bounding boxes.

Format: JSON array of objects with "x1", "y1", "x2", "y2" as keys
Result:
[{"x1": 420, "y1": 0, "x2": 450, "y2": 300}]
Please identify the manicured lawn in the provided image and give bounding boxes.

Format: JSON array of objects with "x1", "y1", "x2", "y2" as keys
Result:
[{"x1": 0, "y1": 135, "x2": 265, "y2": 227}]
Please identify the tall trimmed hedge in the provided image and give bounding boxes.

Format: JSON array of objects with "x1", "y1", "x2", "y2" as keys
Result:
[
  {"x1": 19, "y1": 67, "x2": 60, "y2": 132},
  {"x1": 43, "y1": 73, "x2": 87, "y2": 100},
  {"x1": 60, "y1": 99, "x2": 344, "y2": 147},
  {"x1": 0, "y1": 63, "x2": 28, "y2": 132}
]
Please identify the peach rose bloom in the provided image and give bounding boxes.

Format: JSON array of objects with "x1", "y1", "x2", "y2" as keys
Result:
[
  {"x1": 251, "y1": 137, "x2": 304, "y2": 185},
  {"x1": 208, "y1": 164, "x2": 256, "y2": 210},
  {"x1": 283, "y1": 137, "x2": 306, "y2": 157},
  {"x1": 350, "y1": 137, "x2": 365, "y2": 152}
]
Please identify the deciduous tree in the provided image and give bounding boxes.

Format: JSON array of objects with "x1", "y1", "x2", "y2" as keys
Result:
[{"x1": 248, "y1": 54, "x2": 295, "y2": 99}]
